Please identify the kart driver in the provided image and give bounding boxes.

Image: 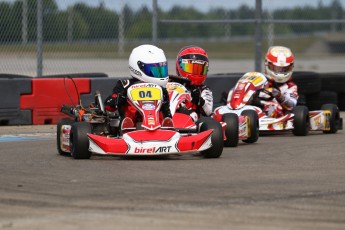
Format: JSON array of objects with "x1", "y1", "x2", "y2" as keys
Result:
[
  {"x1": 170, "y1": 46, "x2": 213, "y2": 121},
  {"x1": 104, "y1": 44, "x2": 173, "y2": 130},
  {"x1": 259, "y1": 46, "x2": 299, "y2": 118}
]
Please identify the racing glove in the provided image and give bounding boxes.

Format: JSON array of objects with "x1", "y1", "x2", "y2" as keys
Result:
[
  {"x1": 271, "y1": 88, "x2": 281, "y2": 98},
  {"x1": 191, "y1": 88, "x2": 205, "y2": 106},
  {"x1": 272, "y1": 88, "x2": 286, "y2": 102},
  {"x1": 272, "y1": 88, "x2": 296, "y2": 111}
]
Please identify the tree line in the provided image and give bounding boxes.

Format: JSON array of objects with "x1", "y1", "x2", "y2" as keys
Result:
[{"x1": 0, "y1": 0, "x2": 343, "y2": 43}]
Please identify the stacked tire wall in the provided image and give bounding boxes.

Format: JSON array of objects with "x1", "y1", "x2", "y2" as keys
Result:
[{"x1": 0, "y1": 71, "x2": 344, "y2": 125}]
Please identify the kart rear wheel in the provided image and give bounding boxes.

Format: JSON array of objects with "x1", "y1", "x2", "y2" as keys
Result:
[
  {"x1": 70, "y1": 122, "x2": 92, "y2": 159},
  {"x1": 221, "y1": 113, "x2": 239, "y2": 147},
  {"x1": 197, "y1": 117, "x2": 223, "y2": 158},
  {"x1": 321, "y1": 104, "x2": 340, "y2": 134},
  {"x1": 241, "y1": 110, "x2": 259, "y2": 144},
  {"x1": 57, "y1": 118, "x2": 74, "y2": 155},
  {"x1": 292, "y1": 105, "x2": 309, "y2": 136}
]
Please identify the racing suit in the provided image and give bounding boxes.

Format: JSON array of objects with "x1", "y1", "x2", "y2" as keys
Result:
[
  {"x1": 104, "y1": 78, "x2": 172, "y2": 122},
  {"x1": 259, "y1": 80, "x2": 299, "y2": 118},
  {"x1": 175, "y1": 83, "x2": 213, "y2": 121}
]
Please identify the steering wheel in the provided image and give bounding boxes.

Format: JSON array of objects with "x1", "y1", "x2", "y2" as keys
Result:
[{"x1": 256, "y1": 88, "x2": 274, "y2": 101}]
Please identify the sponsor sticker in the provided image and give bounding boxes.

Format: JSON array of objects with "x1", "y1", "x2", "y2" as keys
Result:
[
  {"x1": 142, "y1": 103, "x2": 156, "y2": 110},
  {"x1": 134, "y1": 146, "x2": 172, "y2": 154}
]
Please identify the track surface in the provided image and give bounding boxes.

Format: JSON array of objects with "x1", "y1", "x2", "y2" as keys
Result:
[{"x1": 0, "y1": 121, "x2": 345, "y2": 230}]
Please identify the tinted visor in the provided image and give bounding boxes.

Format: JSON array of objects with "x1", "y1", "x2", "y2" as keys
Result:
[
  {"x1": 179, "y1": 54, "x2": 209, "y2": 75},
  {"x1": 138, "y1": 61, "x2": 168, "y2": 78},
  {"x1": 268, "y1": 62, "x2": 293, "y2": 74}
]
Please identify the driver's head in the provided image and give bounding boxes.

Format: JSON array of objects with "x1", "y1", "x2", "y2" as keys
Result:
[
  {"x1": 264, "y1": 46, "x2": 294, "y2": 84},
  {"x1": 176, "y1": 46, "x2": 209, "y2": 86},
  {"x1": 128, "y1": 44, "x2": 168, "y2": 87}
]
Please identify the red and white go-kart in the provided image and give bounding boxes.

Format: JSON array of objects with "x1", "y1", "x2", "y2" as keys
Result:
[
  {"x1": 213, "y1": 72, "x2": 343, "y2": 137},
  {"x1": 57, "y1": 82, "x2": 223, "y2": 159}
]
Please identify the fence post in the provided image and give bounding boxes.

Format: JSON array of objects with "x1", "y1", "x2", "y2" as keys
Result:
[
  {"x1": 36, "y1": 0, "x2": 43, "y2": 77},
  {"x1": 152, "y1": 0, "x2": 158, "y2": 45},
  {"x1": 22, "y1": 0, "x2": 28, "y2": 44},
  {"x1": 255, "y1": 0, "x2": 262, "y2": 72},
  {"x1": 118, "y1": 1, "x2": 125, "y2": 56}
]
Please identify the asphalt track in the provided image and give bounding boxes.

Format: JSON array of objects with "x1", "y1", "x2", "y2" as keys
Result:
[{"x1": 0, "y1": 117, "x2": 345, "y2": 230}]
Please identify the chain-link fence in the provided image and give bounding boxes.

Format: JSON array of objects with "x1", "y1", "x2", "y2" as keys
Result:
[{"x1": 0, "y1": 0, "x2": 345, "y2": 77}]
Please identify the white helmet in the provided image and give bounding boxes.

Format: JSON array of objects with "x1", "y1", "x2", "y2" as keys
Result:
[
  {"x1": 128, "y1": 44, "x2": 168, "y2": 87},
  {"x1": 264, "y1": 46, "x2": 294, "y2": 83}
]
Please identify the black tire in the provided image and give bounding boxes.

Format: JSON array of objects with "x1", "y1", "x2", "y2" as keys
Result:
[
  {"x1": 197, "y1": 117, "x2": 223, "y2": 158},
  {"x1": 292, "y1": 106, "x2": 309, "y2": 136},
  {"x1": 70, "y1": 122, "x2": 92, "y2": 159},
  {"x1": 321, "y1": 104, "x2": 340, "y2": 134},
  {"x1": 56, "y1": 118, "x2": 74, "y2": 155},
  {"x1": 221, "y1": 113, "x2": 239, "y2": 147},
  {"x1": 241, "y1": 110, "x2": 259, "y2": 144}
]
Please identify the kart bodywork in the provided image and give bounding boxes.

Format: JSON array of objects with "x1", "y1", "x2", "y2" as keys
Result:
[
  {"x1": 57, "y1": 82, "x2": 223, "y2": 159},
  {"x1": 213, "y1": 72, "x2": 343, "y2": 136}
]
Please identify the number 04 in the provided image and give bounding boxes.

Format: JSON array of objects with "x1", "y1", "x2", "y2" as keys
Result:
[{"x1": 139, "y1": 90, "x2": 152, "y2": 98}]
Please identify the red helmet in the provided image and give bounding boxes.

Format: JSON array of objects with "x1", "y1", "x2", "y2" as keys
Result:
[
  {"x1": 176, "y1": 46, "x2": 209, "y2": 85},
  {"x1": 265, "y1": 46, "x2": 294, "y2": 83}
]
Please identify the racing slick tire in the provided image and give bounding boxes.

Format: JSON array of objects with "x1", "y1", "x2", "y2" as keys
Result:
[
  {"x1": 241, "y1": 110, "x2": 259, "y2": 144},
  {"x1": 321, "y1": 104, "x2": 341, "y2": 134},
  {"x1": 221, "y1": 113, "x2": 239, "y2": 147},
  {"x1": 197, "y1": 117, "x2": 223, "y2": 158},
  {"x1": 292, "y1": 105, "x2": 309, "y2": 136},
  {"x1": 70, "y1": 122, "x2": 92, "y2": 159},
  {"x1": 57, "y1": 118, "x2": 74, "y2": 155}
]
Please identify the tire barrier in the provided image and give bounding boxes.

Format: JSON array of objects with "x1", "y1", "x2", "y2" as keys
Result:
[
  {"x1": 319, "y1": 72, "x2": 345, "y2": 111},
  {"x1": 0, "y1": 78, "x2": 32, "y2": 125},
  {"x1": 0, "y1": 72, "x2": 345, "y2": 126},
  {"x1": 306, "y1": 91, "x2": 338, "y2": 111},
  {"x1": 338, "y1": 93, "x2": 345, "y2": 111},
  {"x1": 292, "y1": 71, "x2": 322, "y2": 95},
  {"x1": 79, "y1": 77, "x2": 125, "y2": 107}
]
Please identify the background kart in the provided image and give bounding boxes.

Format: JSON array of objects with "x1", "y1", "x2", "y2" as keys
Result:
[
  {"x1": 166, "y1": 79, "x2": 239, "y2": 148},
  {"x1": 214, "y1": 72, "x2": 343, "y2": 137},
  {"x1": 57, "y1": 82, "x2": 223, "y2": 159}
]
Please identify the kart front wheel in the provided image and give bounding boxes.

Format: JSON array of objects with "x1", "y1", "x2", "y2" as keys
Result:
[
  {"x1": 221, "y1": 113, "x2": 239, "y2": 147},
  {"x1": 292, "y1": 105, "x2": 309, "y2": 136},
  {"x1": 197, "y1": 117, "x2": 223, "y2": 158},
  {"x1": 56, "y1": 118, "x2": 74, "y2": 155},
  {"x1": 70, "y1": 122, "x2": 92, "y2": 159},
  {"x1": 241, "y1": 109, "x2": 259, "y2": 144},
  {"x1": 321, "y1": 104, "x2": 340, "y2": 134}
]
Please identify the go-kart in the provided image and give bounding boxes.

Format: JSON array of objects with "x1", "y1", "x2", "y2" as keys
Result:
[
  {"x1": 213, "y1": 72, "x2": 343, "y2": 137},
  {"x1": 57, "y1": 82, "x2": 223, "y2": 159},
  {"x1": 166, "y1": 79, "x2": 239, "y2": 147}
]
